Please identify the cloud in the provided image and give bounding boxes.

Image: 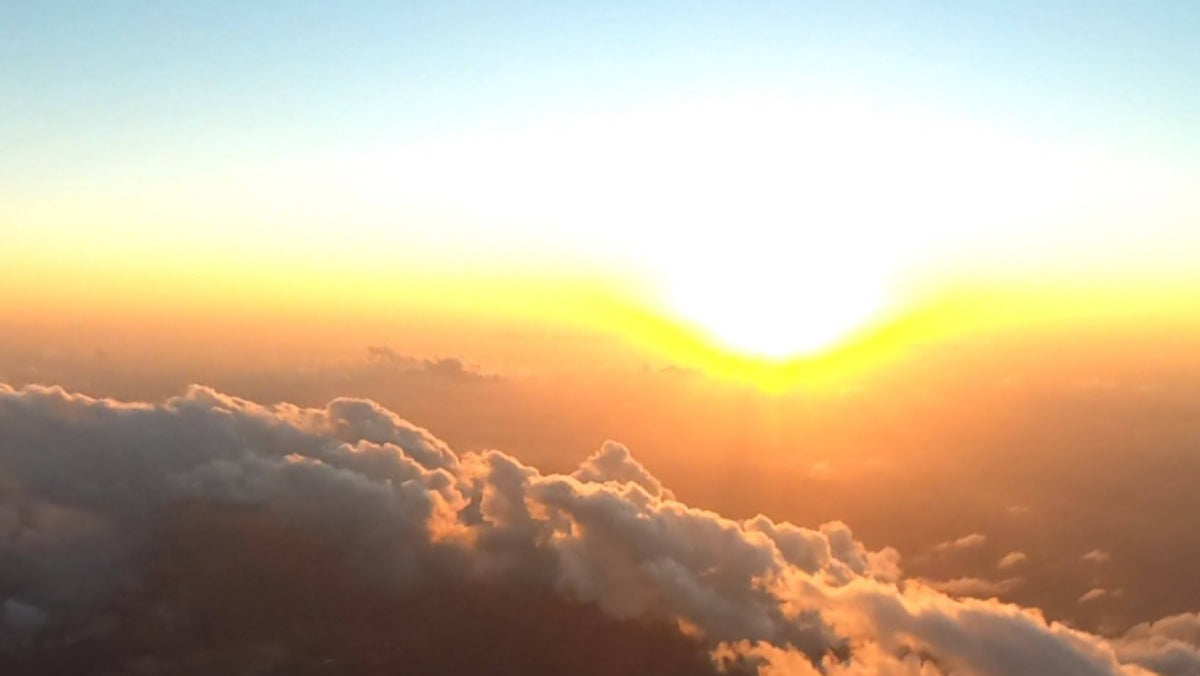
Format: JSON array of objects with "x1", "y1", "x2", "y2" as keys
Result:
[
  {"x1": 1084, "y1": 590, "x2": 1118, "y2": 605},
  {"x1": 922, "y1": 576, "x2": 1024, "y2": 598},
  {"x1": 998, "y1": 551, "x2": 1028, "y2": 569},
  {"x1": 931, "y1": 533, "x2": 988, "y2": 553},
  {"x1": 1114, "y1": 613, "x2": 1200, "y2": 676},
  {"x1": 0, "y1": 383, "x2": 1187, "y2": 674},
  {"x1": 366, "y1": 345, "x2": 491, "y2": 381},
  {"x1": 1084, "y1": 549, "x2": 1113, "y2": 564},
  {"x1": 571, "y1": 440, "x2": 675, "y2": 501}
]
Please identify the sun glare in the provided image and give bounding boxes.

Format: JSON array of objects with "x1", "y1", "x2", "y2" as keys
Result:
[{"x1": 658, "y1": 246, "x2": 887, "y2": 358}]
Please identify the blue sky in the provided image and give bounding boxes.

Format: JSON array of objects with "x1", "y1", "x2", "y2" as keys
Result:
[{"x1": 5, "y1": 0, "x2": 1198, "y2": 183}]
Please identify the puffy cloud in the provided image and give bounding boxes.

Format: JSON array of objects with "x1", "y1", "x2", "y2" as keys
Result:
[
  {"x1": 1114, "y1": 613, "x2": 1200, "y2": 676},
  {"x1": 1125, "y1": 615, "x2": 1200, "y2": 647},
  {"x1": 572, "y1": 440, "x2": 675, "y2": 501},
  {"x1": 716, "y1": 639, "x2": 947, "y2": 676},
  {"x1": 0, "y1": 383, "x2": 1187, "y2": 674},
  {"x1": 1084, "y1": 550, "x2": 1114, "y2": 564}
]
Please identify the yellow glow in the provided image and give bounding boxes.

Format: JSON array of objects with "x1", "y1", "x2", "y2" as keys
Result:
[
  {"x1": 4, "y1": 245, "x2": 1199, "y2": 396},
  {"x1": 4, "y1": 95, "x2": 1199, "y2": 382}
]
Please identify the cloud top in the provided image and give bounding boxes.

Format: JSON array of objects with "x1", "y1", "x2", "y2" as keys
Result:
[{"x1": 0, "y1": 383, "x2": 1196, "y2": 674}]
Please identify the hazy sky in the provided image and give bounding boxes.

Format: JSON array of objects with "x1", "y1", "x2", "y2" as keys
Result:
[{"x1": 5, "y1": 2, "x2": 1199, "y2": 363}]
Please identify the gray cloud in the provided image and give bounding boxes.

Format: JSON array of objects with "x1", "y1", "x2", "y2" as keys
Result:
[
  {"x1": 366, "y1": 345, "x2": 492, "y2": 381},
  {"x1": 571, "y1": 440, "x2": 675, "y2": 501},
  {"x1": 1115, "y1": 613, "x2": 1200, "y2": 676},
  {"x1": 0, "y1": 383, "x2": 1188, "y2": 674}
]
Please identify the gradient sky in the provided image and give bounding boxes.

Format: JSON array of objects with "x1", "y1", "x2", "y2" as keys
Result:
[{"x1": 4, "y1": 1, "x2": 1200, "y2": 364}]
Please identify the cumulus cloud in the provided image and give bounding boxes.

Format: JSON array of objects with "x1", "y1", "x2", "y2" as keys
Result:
[
  {"x1": 1084, "y1": 549, "x2": 1114, "y2": 564},
  {"x1": 1113, "y1": 613, "x2": 1200, "y2": 676},
  {"x1": 0, "y1": 383, "x2": 1189, "y2": 674},
  {"x1": 571, "y1": 440, "x2": 675, "y2": 501}
]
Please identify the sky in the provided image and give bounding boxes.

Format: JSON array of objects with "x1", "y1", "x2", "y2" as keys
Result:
[
  {"x1": 3, "y1": 2, "x2": 1200, "y2": 675},
  {"x1": 4, "y1": 0, "x2": 1200, "y2": 364}
]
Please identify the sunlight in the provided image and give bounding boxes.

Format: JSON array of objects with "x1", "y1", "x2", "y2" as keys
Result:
[{"x1": 658, "y1": 246, "x2": 887, "y2": 358}]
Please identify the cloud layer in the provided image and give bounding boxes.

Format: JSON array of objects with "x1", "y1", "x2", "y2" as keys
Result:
[{"x1": 1, "y1": 383, "x2": 1197, "y2": 674}]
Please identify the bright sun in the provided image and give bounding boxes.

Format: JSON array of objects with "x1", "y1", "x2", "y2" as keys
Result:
[
  {"x1": 658, "y1": 245, "x2": 887, "y2": 358},
  {"x1": 325, "y1": 95, "x2": 1088, "y2": 361}
]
